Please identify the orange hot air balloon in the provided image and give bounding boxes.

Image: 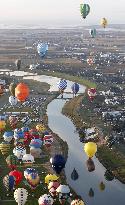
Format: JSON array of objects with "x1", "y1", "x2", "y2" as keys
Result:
[{"x1": 15, "y1": 83, "x2": 29, "y2": 102}]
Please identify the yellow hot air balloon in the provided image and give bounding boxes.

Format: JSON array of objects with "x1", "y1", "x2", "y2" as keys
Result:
[
  {"x1": 71, "y1": 199, "x2": 85, "y2": 205},
  {"x1": 84, "y1": 142, "x2": 97, "y2": 158},
  {"x1": 101, "y1": 18, "x2": 108, "y2": 28},
  {"x1": 0, "y1": 121, "x2": 6, "y2": 131},
  {"x1": 0, "y1": 142, "x2": 10, "y2": 155},
  {"x1": 36, "y1": 124, "x2": 46, "y2": 132},
  {"x1": 45, "y1": 174, "x2": 59, "y2": 185}
]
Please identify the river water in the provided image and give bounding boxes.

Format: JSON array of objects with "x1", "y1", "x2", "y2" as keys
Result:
[{"x1": 2, "y1": 70, "x2": 125, "y2": 205}]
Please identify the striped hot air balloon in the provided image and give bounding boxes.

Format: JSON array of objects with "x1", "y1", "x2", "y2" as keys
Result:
[
  {"x1": 3, "y1": 175, "x2": 15, "y2": 191},
  {"x1": 0, "y1": 142, "x2": 10, "y2": 155},
  {"x1": 6, "y1": 155, "x2": 18, "y2": 170}
]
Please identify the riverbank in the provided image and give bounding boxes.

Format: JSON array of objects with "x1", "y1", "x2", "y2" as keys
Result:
[{"x1": 62, "y1": 93, "x2": 125, "y2": 184}]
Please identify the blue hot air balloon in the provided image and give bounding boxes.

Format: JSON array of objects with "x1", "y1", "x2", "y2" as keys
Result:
[
  {"x1": 37, "y1": 43, "x2": 48, "y2": 58},
  {"x1": 71, "y1": 83, "x2": 79, "y2": 96},
  {"x1": 50, "y1": 154, "x2": 66, "y2": 174},
  {"x1": 3, "y1": 175, "x2": 15, "y2": 191}
]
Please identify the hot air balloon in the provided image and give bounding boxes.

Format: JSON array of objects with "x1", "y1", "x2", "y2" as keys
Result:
[
  {"x1": 9, "y1": 170, "x2": 23, "y2": 186},
  {"x1": 80, "y1": 4, "x2": 90, "y2": 19},
  {"x1": 86, "y1": 158, "x2": 95, "y2": 172},
  {"x1": 22, "y1": 154, "x2": 35, "y2": 166},
  {"x1": 30, "y1": 147, "x2": 42, "y2": 159},
  {"x1": 50, "y1": 154, "x2": 66, "y2": 174},
  {"x1": 9, "y1": 82, "x2": 17, "y2": 96},
  {"x1": 15, "y1": 59, "x2": 21, "y2": 70},
  {"x1": 9, "y1": 96, "x2": 18, "y2": 106},
  {"x1": 84, "y1": 142, "x2": 97, "y2": 158},
  {"x1": 71, "y1": 83, "x2": 79, "y2": 96},
  {"x1": 27, "y1": 172, "x2": 40, "y2": 189},
  {"x1": 38, "y1": 194, "x2": 54, "y2": 205},
  {"x1": 71, "y1": 168, "x2": 79, "y2": 180},
  {"x1": 9, "y1": 116, "x2": 18, "y2": 129},
  {"x1": 0, "y1": 141, "x2": 10, "y2": 155},
  {"x1": 24, "y1": 168, "x2": 38, "y2": 179},
  {"x1": 87, "y1": 88, "x2": 96, "y2": 101},
  {"x1": 99, "y1": 181, "x2": 105, "y2": 191},
  {"x1": 3, "y1": 131, "x2": 13, "y2": 143},
  {"x1": 89, "y1": 29, "x2": 96, "y2": 38},
  {"x1": 87, "y1": 57, "x2": 94, "y2": 66},
  {"x1": 29, "y1": 139, "x2": 42, "y2": 149},
  {"x1": 14, "y1": 188, "x2": 28, "y2": 205},
  {"x1": 37, "y1": 43, "x2": 48, "y2": 58},
  {"x1": 15, "y1": 83, "x2": 29, "y2": 102},
  {"x1": 6, "y1": 155, "x2": 18, "y2": 170},
  {"x1": 43, "y1": 135, "x2": 53, "y2": 148},
  {"x1": 58, "y1": 79, "x2": 67, "y2": 98},
  {"x1": 0, "y1": 120, "x2": 6, "y2": 131},
  {"x1": 101, "y1": 18, "x2": 108, "y2": 28},
  {"x1": 71, "y1": 199, "x2": 85, "y2": 205},
  {"x1": 36, "y1": 124, "x2": 46, "y2": 132},
  {"x1": 88, "y1": 188, "x2": 94, "y2": 197},
  {"x1": 48, "y1": 181, "x2": 60, "y2": 197},
  {"x1": 13, "y1": 146, "x2": 26, "y2": 160},
  {"x1": 3, "y1": 175, "x2": 15, "y2": 191},
  {"x1": 29, "y1": 129, "x2": 39, "y2": 139},
  {"x1": 56, "y1": 185, "x2": 70, "y2": 204},
  {"x1": 45, "y1": 174, "x2": 59, "y2": 185}
]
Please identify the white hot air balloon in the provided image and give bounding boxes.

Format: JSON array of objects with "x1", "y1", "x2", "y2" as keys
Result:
[
  {"x1": 13, "y1": 146, "x2": 26, "y2": 160},
  {"x1": 22, "y1": 154, "x2": 35, "y2": 166},
  {"x1": 38, "y1": 194, "x2": 54, "y2": 205},
  {"x1": 14, "y1": 188, "x2": 28, "y2": 205},
  {"x1": 9, "y1": 96, "x2": 18, "y2": 106}
]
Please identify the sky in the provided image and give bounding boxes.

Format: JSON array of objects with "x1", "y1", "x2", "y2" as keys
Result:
[{"x1": 0, "y1": 0, "x2": 125, "y2": 27}]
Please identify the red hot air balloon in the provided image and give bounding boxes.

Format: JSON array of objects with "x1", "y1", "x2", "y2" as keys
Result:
[
  {"x1": 9, "y1": 170, "x2": 23, "y2": 186},
  {"x1": 87, "y1": 88, "x2": 96, "y2": 101},
  {"x1": 15, "y1": 83, "x2": 29, "y2": 102}
]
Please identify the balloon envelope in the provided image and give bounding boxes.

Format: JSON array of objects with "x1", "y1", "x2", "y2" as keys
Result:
[
  {"x1": 37, "y1": 43, "x2": 48, "y2": 58},
  {"x1": 84, "y1": 142, "x2": 97, "y2": 158},
  {"x1": 80, "y1": 4, "x2": 90, "y2": 19}
]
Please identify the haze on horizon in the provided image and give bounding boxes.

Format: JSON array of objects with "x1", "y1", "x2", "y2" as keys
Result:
[{"x1": 0, "y1": 0, "x2": 125, "y2": 27}]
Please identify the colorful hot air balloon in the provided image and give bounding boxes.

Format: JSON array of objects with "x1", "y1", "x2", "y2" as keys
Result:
[
  {"x1": 0, "y1": 141, "x2": 10, "y2": 155},
  {"x1": 38, "y1": 194, "x2": 54, "y2": 205},
  {"x1": 22, "y1": 154, "x2": 35, "y2": 166},
  {"x1": 15, "y1": 83, "x2": 29, "y2": 102},
  {"x1": 71, "y1": 199, "x2": 85, "y2": 205},
  {"x1": 101, "y1": 18, "x2": 108, "y2": 28},
  {"x1": 36, "y1": 124, "x2": 46, "y2": 132},
  {"x1": 3, "y1": 131, "x2": 13, "y2": 143},
  {"x1": 45, "y1": 174, "x2": 59, "y2": 185},
  {"x1": 9, "y1": 170, "x2": 23, "y2": 186},
  {"x1": 56, "y1": 185, "x2": 70, "y2": 204},
  {"x1": 13, "y1": 146, "x2": 26, "y2": 160},
  {"x1": 48, "y1": 181, "x2": 60, "y2": 197},
  {"x1": 9, "y1": 82, "x2": 17, "y2": 96},
  {"x1": 71, "y1": 83, "x2": 79, "y2": 96},
  {"x1": 14, "y1": 188, "x2": 28, "y2": 205},
  {"x1": 89, "y1": 28, "x2": 96, "y2": 38},
  {"x1": 43, "y1": 135, "x2": 53, "y2": 148},
  {"x1": 27, "y1": 172, "x2": 40, "y2": 189},
  {"x1": 9, "y1": 116, "x2": 18, "y2": 129},
  {"x1": 9, "y1": 96, "x2": 18, "y2": 106},
  {"x1": 6, "y1": 155, "x2": 18, "y2": 170},
  {"x1": 84, "y1": 142, "x2": 97, "y2": 158},
  {"x1": 37, "y1": 43, "x2": 48, "y2": 58},
  {"x1": 3, "y1": 175, "x2": 15, "y2": 191},
  {"x1": 0, "y1": 120, "x2": 6, "y2": 131},
  {"x1": 50, "y1": 154, "x2": 66, "y2": 174},
  {"x1": 24, "y1": 168, "x2": 38, "y2": 180},
  {"x1": 15, "y1": 59, "x2": 21, "y2": 70},
  {"x1": 80, "y1": 4, "x2": 90, "y2": 19},
  {"x1": 87, "y1": 88, "x2": 96, "y2": 101},
  {"x1": 87, "y1": 57, "x2": 94, "y2": 65}
]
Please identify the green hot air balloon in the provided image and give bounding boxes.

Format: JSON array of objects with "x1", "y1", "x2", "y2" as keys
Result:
[
  {"x1": 89, "y1": 28, "x2": 96, "y2": 38},
  {"x1": 80, "y1": 4, "x2": 90, "y2": 19},
  {"x1": 9, "y1": 83, "x2": 17, "y2": 96}
]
